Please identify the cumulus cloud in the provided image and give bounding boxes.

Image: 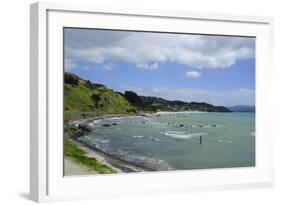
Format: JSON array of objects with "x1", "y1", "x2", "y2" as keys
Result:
[
  {"x1": 65, "y1": 28, "x2": 255, "y2": 70},
  {"x1": 186, "y1": 71, "x2": 202, "y2": 78}
]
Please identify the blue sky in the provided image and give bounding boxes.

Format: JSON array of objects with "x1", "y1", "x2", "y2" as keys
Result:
[{"x1": 64, "y1": 28, "x2": 255, "y2": 106}]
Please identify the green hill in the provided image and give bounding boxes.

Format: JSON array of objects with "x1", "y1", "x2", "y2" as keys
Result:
[
  {"x1": 64, "y1": 72, "x2": 136, "y2": 121},
  {"x1": 122, "y1": 91, "x2": 230, "y2": 112},
  {"x1": 64, "y1": 72, "x2": 230, "y2": 121}
]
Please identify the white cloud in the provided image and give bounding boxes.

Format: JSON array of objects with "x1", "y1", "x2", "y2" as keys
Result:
[
  {"x1": 77, "y1": 63, "x2": 115, "y2": 71},
  {"x1": 136, "y1": 62, "x2": 159, "y2": 70},
  {"x1": 102, "y1": 63, "x2": 114, "y2": 70},
  {"x1": 65, "y1": 29, "x2": 255, "y2": 70},
  {"x1": 186, "y1": 71, "x2": 202, "y2": 78},
  {"x1": 64, "y1": 58, "x2": 77, "y2": 71}
]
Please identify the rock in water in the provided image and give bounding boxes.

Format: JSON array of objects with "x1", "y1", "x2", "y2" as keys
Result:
[{"x1": 78, "y1": 123, "x2": 92, "y2": 132}]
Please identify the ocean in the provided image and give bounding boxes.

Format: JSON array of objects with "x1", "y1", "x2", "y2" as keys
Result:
[{"x1": 78, "y1": 112, "x2": 255, "y2": 171}]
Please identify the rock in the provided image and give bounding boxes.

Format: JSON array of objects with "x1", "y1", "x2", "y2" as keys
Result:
[
  {"x1": 78, "y1": 123, "x2": 92, "y2": 132},
  {"x1": 102, "y1": 124, "x2": 111, "y2": 127},
  {"x1": 211, "y1": 124, "x2": 217, "y2": 127},
  {"x1": 176, "y1": 124, "x2": 184, "y2": 128},
  {"x1": 112, "y1": 123, "x2": 118, "y2": 126},
  {"x1": 72, "y1": 130, "x2": 85, "y2": 139}
]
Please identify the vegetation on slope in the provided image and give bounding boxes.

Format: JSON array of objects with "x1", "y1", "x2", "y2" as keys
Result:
[
  {"x1": 64, "y1": 72, "x2": 136, "y2": 121},
  {"x1": 64, "y1": 72, "x2": 230, "y2": 121},
  {"x1": 122, "y1": 91, "x2": 230, "y2": 112}
]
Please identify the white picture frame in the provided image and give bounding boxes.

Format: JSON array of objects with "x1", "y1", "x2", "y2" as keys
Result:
[{"x1": 30, "y1": 2, "x2": 274, "y2": 202}]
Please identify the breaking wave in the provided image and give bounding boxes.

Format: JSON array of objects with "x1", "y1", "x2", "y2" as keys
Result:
[{"x1": 164, "y1": 131, "x2": 207, "y2": 139}]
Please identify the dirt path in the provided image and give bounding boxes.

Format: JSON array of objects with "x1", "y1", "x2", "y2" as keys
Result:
[{"x1": 64, "y1": 158, "x2": 97, "y2": 176}]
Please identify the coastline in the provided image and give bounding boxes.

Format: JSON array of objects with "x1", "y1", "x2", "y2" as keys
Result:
[
  {"x1": 64, "y1": 111, "x2": 212, "y2": 175},
  {"x1": 69, "y1": 138, "x2": 152, "y2": 173},
  {"x1": 64, "y1": 113, "x2": 155, "y2": 175},
  {"x1": 69, "y1": 111, "x2": 206, "y2": 126},
  {"x1": 69, "y1": 113, "x2": 147, "y2": 127}
]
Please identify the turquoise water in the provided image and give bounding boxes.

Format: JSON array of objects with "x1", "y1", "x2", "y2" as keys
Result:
[{"x1": 79, "y1": 112, "x2": 255, "y2": 171}]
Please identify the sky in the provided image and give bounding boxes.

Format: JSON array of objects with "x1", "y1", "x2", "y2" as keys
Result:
[{"x1": 64, "y1": 28, "x2": 255, "y2": 107}]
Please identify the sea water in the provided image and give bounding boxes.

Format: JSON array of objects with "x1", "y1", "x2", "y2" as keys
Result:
[{"x1": 79, "y1": 112, "x2": 255, "y2": 171}]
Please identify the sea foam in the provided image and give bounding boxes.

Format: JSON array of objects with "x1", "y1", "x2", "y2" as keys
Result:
[
  {"x1": 133, "y1": 135, "x2": 144, "y2": 138},
  {"x1": 164, "y1": 131, "x2": 207, "y2": 139}
]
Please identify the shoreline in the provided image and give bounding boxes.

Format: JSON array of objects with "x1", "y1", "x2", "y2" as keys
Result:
[
  {"x1": 67, "y1": 137, "x2": 153, "y2": 174},
  {"x1": 69, "y1": 113, "x2": 146, "y2": 127},
  {"x1": 70, "y1": 110, "x2": 208, "y2": 126},
  {"x1": 64, "y1": 111, "x2": 254, "y2": 175},
  {"x1": 64, "y1": 110, "x2": 215, "y2": 175},
  {"x1": 65, "y1": 113, "x2": 154, "y2": 175}
]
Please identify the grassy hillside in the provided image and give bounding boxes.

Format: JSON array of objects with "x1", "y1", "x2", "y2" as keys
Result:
[
  {"x1": 64, "y1": 72, "x2": 136, "y2": 121},
  {"x1": 64, "y1": 72, "x2": 230, "y2": 121}
]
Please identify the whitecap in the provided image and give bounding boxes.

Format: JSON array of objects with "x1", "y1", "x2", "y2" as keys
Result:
[
  {"x1": 133, "y1": 135, "x2": 160, "y2": 141},
  {"x1": 148, "y1": 136, "x2": 160, "y2": 141},
  {"x1": 218, "y1": 139, "x2": 233, "y2": 143},
  {"x1": 88, "y1": 119, "x2": 103, "y2": 127},
  {"x1": 250, "y1": 131, "x2": 255, "y2": 136},
  {"x1": 110, "y1": 117, "x2": 122, "y2": 120},
  {"x1": 133, "y1": 135, "x2": 144, "y2": 138},
  {"x1": 93, "y1": 138, "x2": 109, "y2": 143},
  {"x1": 164, "y1": 131, "x2": 207, "y2": 139}
]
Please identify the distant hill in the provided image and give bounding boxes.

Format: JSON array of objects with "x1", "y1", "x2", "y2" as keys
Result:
[
  {"x1": 227, "y1": 105, "x2": 255, "y2": 112},
  {"x1": 64, "y1": 72, "x2": 230, "y2": 120},
  {"x1": 122, "y1": 91, "x2": 230, "y2": 112}
]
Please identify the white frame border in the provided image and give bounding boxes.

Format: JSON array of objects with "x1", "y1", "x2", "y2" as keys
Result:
[{"x1": 30, "y1": 2, "x2": 274, "y2": 202}]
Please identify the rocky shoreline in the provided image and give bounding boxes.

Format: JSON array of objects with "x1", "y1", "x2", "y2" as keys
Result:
[
  {"x1": 64, "y1": 111, "x2": 219, "y2": 175},
  {"x1": 64, "y1": 114, "x2": 154, "y2": 174}
]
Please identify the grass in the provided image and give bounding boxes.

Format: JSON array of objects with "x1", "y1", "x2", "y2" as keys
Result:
[
  {"x1": 64, "y1": 82, "x2": 136, "y2": 122},
  {"x1": 64, "y1": 82, "x2": 135, "y2": 114},
  {"x1": 64, "y1": 138, "x2": 117, "y2": 174}
]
